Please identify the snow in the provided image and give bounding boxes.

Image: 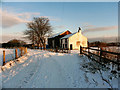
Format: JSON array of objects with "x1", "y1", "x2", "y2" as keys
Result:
[
  {"x1": 90, "y1": 46, "x2": 119, "y2": 53},
  {"x1": 71, "y1": 50, "x2": 80, "y2": 54},
  {"x1": 0, "y1": 49, "x2": 118, "y2": 88},
  {"x1": 61, "y1": 32, "x2": 77, "y2": 39},
  {"x1": 0, "y1": 48, "x2": 21, "y2": 65}
]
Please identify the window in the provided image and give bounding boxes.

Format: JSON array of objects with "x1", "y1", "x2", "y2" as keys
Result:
[{"x1": 76, "y1": 41, "x2": 80, "y2": 47}]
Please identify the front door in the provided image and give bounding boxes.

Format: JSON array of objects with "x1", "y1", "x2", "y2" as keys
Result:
[{"x1": 70, "y1": 44, "x2": 72, "y2": 50}]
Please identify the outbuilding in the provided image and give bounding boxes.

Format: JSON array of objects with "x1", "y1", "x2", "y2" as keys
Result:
[
  {"x1": 60, "y1": 27, "x2": 88, "y2": 50},
  {"x1": 48, "y1": 30, "x2": 72, "y2": 48}
]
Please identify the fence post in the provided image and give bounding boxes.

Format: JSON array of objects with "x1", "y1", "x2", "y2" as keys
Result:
[
  {"x1": 3, "y1": 50, "x2": 5, "y2": 66},
  {"x1": 80, "y1": 46, "x2": 82, "y2": 54},
  {"x1": 99, "y1": 47, "x2": 103, "y2": 62},
  {"x1": 87, "y1": 46, "x2": 90, "y2": 58},
  {"x1": 25, "y1": 47, "x2": 27, "y2": 54},
  {"x1": 88, "y1": 45, "x2": 89, "y2": 54},
  {"x1": 15, "y1": 49, "x2": 18, "y2": 59},
  {"x1": 98, "y1": 46, "x2": 99, "y2": 56},
  {"x1": 117, "y1": 54, "x2": 120, "y2": 70}
]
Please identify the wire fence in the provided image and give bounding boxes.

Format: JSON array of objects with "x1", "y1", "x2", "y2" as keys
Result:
[{"x1": 2, "y1": 47, "x2": 27, "y2": 66}]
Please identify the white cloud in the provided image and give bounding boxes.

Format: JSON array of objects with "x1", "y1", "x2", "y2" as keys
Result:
[
  {"x1": 0, "y1": 8, "x2": 60, "y2": 28},
  {"x1": 0, "y1": 8, "x2": 40, "y2": 28},
  {"x1": 83, "y1": 26, "x2": 118, "y2": 33},
  {"x1": 17, "y1": 12, "x2": 40, "y2": 20}
]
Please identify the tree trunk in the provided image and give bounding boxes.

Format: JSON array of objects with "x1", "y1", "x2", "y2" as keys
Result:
[
  {"x1": 43, "y1": 43, "x2": 46, "y2": 50},
  {"x1": 40, "y1": 43, "x2": 42, "y2": 50}
]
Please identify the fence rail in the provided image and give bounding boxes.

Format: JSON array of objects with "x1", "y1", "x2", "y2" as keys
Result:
[
  {"x1": 2, "y1": 47, "x2": 27, "y2": 66},
  {"x1": 80, "y1": 46, "x2": 120, "y2": 66}
]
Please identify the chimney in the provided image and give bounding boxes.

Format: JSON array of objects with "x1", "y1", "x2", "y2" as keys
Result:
[{"x1": 78, "y1": 27, "x2": 81, "y2": 34}]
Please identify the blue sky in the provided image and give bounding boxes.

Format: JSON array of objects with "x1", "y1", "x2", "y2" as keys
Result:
[{"x1": 1, "y1": 2, "x2": 118, "y2": 43}]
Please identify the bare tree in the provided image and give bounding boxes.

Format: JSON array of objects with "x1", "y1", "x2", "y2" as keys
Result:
[{"x1": 24, "y1": 17, "x2": 52, "y2": 49}]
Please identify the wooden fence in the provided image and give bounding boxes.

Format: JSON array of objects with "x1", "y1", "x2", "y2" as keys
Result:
[
  {"x1": 80, "y1": 46, "x2": 120, "y2": 68},
  {"x1": 2, "y1": 47, "x2": 27, "y2": 66}
]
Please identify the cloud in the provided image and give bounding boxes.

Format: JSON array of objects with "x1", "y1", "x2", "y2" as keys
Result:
[
  {"x1": 0, "y1": 8, "x2": 60, "y2": 28},
  {"x1": 1, "y1": 32, "x2": 31, "y2": 43},
  {"x1": 88, "y1": 36, "x2": 118, "y2": 43},
  {"x1": 0, "y1": 8, "x2": 40, "y2": 28},
  {"x1": 83, "y1": 26, "x2": 118, "y2": 33},
  {"x1": 17, "y1": 12, "x2": 40, "y2": 20},
  {"x1": 81, "y1": 23, "x2": 95, "y2": 28}
]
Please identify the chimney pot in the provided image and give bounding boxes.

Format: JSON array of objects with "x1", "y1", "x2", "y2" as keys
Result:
[{"x1": 78, "y1": 27, "x2": 81, "y2": 32}]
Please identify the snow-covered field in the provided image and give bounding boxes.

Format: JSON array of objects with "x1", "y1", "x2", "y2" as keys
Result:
[
  {"x1": 90, "y1": 46, "x2": 120, "y2": 53},
  {"x1": 0, "y1": 48, "x2": 21, "y2": 65},
  {"x1": 0, "y1": 49, "x2": 118, "y2": 88},
  {"x1": 102, "y1": 46, "x2": 120, "y2": 53}
]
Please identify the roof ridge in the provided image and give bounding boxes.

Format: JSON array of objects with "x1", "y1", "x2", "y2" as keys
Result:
[
  {"x1": 49, "y1": 30, "x2": 71, "y2": 38},
  {"x1": 61, "y1": 32, "x2": 77, "y2": 39}
]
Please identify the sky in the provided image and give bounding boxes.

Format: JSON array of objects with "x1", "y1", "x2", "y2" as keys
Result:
[{"x1": 0, "y1": 2, "x2": 118, "y2": 43}]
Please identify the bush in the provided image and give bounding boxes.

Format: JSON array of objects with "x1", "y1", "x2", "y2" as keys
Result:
[{"x1": 2, "y1": 39, "x2": 26, "y2": 48}]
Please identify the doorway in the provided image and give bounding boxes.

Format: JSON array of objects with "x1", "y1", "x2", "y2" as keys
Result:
[{"x1": 70, "y1": 44, "x2": 72, "y2": 50}]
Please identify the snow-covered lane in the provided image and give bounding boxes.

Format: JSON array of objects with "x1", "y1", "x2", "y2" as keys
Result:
[
  {"x1": 23, "y1": 52, "x2": 83, "y2": 88},
  {"x1": 1, "y1": 49, "x2": 118, "y2": 88}
]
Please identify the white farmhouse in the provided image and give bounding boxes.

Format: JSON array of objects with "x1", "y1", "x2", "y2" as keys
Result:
[{"x1": 60, "y1": 27, "x2": 88, "y2": 50}]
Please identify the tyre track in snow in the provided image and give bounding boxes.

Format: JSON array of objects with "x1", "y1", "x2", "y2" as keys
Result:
[
  {"x1": 21, "y1": 52, "x2": 49, "y2": 88},
  {"x1": 24, "y1": 52, "x2": 68, "y2": 88},
  {"x1": 53, "y1": 54, "x2": 83, "y2": 88},
  {"x1": 48, "y1": 54, "x2": 73, "y2": 88},
  {"x1": 46, "y1": 53, "x2": 68, "y2": 87}
]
